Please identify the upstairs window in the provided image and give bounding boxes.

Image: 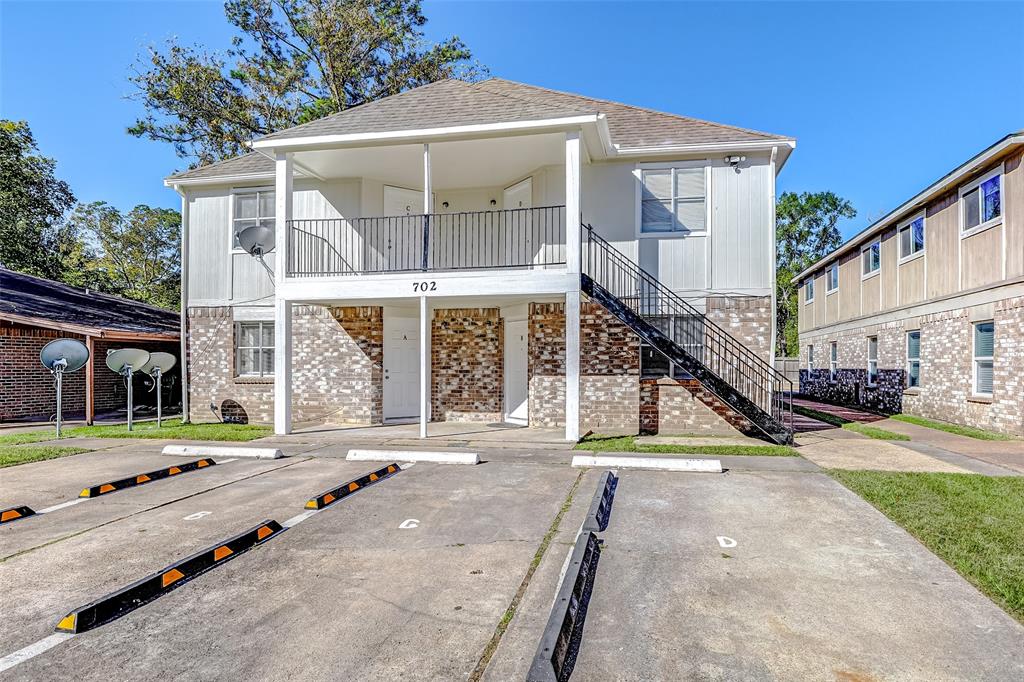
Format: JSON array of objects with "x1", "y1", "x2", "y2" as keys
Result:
[
  {"x1": 233, "y1": 189, "x2": 275, "y2": 250},
  {"x1": 236, "y1": 321, "x2": 275, "y2": 378},
  {"x1": 900, "y1": 215, "x2": 925, "y2": 259},
  {"x1": 640, "y1": 166, "x2": 706, "y2": 235},
  {"x1": 973, "y1": 321, "x2": 994, "y2": 396},
  {"x1": 826, "y1": 264, "x2": 839, "y2": 293},
  {"x1": 805, "y1": 278, "x2": 815, "y2": 303},
  {"x1": 961, "y1": 169, "x2": 1001, "y2": 234},
  {"x1": 906, "y1": 331, "x2": 921, "y2": 388},
  {"x1": 867, "y1": 336, "x2": 878, "y2": 386},
  {"x1": 862, "y1": 242, "x2": 881, "y2": 277}
]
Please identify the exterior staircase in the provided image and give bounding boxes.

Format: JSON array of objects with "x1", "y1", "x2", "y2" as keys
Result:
[{"x1": 582, "y1": 225, "x2": 794, "y2": 444}]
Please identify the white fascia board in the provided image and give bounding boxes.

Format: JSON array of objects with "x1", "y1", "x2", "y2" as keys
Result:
[
  {"x1": 250, "y1": 115, "x2": 600, "y2": 152},
  {"x1": 163, "y1": 172, "x2": 279, "y2": 188},
  {"x1": 792, "y1": 132, "x2": 1024, "y2": 284},
  {"x1": 612, "y1": 139, "x2": 796, "y2": 158}
]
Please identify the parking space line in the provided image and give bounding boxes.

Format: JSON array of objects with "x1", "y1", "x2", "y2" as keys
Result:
[
  {"x1": 0, "y1": 633, "x2": 74, "y2": 673},
  {"x1": 37, "y1": 499, "x2": 89, "y2": 514}
]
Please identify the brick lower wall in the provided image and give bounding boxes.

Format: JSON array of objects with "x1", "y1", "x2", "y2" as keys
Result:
[
  {"x1": 799, "y1": 295, "x2": 1024, "y2": 436},
  {"x1": 706, "y1": 296, "x2": 773, "y2": 363},
  {"x1": 431, "y1": 308, "x2": 503, "y2": 422},
  {"x1": 1, "y1": 323, "x2": 179, "y2": 422},
  {"x1": 639, "y1": 378, "x2": 752, "y2": 436}
]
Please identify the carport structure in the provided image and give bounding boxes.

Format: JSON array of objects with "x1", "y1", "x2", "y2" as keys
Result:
[{"x1": 0, "y1": 267, "x2": 180, "y2": 424}]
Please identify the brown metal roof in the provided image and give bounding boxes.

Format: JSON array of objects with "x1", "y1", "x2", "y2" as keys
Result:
[{"x1": 0, "y1": 267, "x2": 180, "y2": 337}]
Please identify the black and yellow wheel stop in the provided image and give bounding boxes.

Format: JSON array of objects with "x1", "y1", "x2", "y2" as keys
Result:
[
  {"x1": 55, "y1": 519, "x2": 283, "y2": 634},
  {"x1": 0, "y1": 505, "x2": 36, "y2": 525},
  {"x1": 305, "y1": 463, "x2": 401, "y2": 510},
  {"x1": 79, "y1": 458, "x2": 216, "y2": 498}
]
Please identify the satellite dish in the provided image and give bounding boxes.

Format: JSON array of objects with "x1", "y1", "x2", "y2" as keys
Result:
[
  {"x1": 105, "y1": 348, "x2": 151, "y2": 374},
  {"x1": 40, "y1": 339, "x2": 90, "y2": 373},
  {"x1": 237, "y1": 224, "x2": 276, "y2": 282},
  {"x1": 139, "y1": 352, "x2": 176, "y2": 376},
  {"x1": 138, "y1": 352, "x2": 176, "y2": 428},
  {"x1": 39, "y1": 339, "x2": 90, "y2": 438},
  {"x1": 106, "y1": 348, "x2": 150, "y2": 432}
]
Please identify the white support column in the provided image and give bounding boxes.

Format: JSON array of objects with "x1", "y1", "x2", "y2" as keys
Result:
[
  {"x1": 177, "y1": 188, "x2": 190, "y2": 423},
  {"x1": 274, "y1": 152, "x2": 294, "y2": 435},
  {"x1": 565, "y1": 131, "x2": 582, "y2": 274},
  {"x1": 419, "y1": 295, "x2": 430, "y2": 438},
  {"x1": 565, "y1": 289, "x2": 581, "y2": 441},
  {"x1": 423, "y1": 143, "x2": 433, "y2": 213}
]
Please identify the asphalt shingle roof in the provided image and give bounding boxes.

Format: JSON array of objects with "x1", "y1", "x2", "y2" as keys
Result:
[
  {"x1": 0, "y1": 267, "x2": 180, "y2": 336},
  {"x1": 168, "y1": 78, "x2": 790, "y2": 181}
]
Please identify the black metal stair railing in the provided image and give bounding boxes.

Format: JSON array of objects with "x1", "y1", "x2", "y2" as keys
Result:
[{"x1": 582, "y1": 224, "x2": 793, "y2": 443}]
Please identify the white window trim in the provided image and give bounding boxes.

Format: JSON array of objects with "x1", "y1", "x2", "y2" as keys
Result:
[
  {"x1": 959, "y1": 165, "x2": 1004, "y2": 239},
  {"x1": 829, "y1": 341, "x2": 838, "y2": 382},
  {"x1": 868, "y1": 333, "x2": 876, "y2": 385},
  {"x1": 972, "y1": 320, "x2": 994, "y2": 397},
  {"x1": 805, "y1": 279, "x2": 815, "y2": 304},
  {"x1": 230, "y1": 185, "x2": 276, "y2": 254},
  {"x1": 906, "y1": 330, "x2": 921, "y2": 389},
  {"x1": 634, "y1": 160, "x2": 711, "y2": 239},
  {"x1": 825, "y1": 264, "x2": 839, "y2": 295},
  {"x1": 807, "y1": 344, "x2": 814, "y2": 370},
  {"x1": 860, "y1": 241, "x2": 881, "y2": 280},
  {"x1": 897, "y1": 211, "x2": 927, "y2": 264},
  {"x1": 235, "y1": 320, "x2": 275, "y2": 378}
]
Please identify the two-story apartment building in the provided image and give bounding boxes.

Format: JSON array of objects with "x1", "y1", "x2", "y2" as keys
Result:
[
  {"x1": 796, "y1": 132, "x2": 1024, "y2": 436},
  {"x1": 166, "y1": 78, "x2": 796, "y2": 442}
]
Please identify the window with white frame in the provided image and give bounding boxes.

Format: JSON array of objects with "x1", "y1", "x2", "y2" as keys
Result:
[
  {"x1": 826, "y1": 264, "x2": 839, "y2": 293},
  {"x1": 862, "y1": 242, "x2": 881, "y2": 276},
  {"x1": 236, "y1": 321, "x2": 275, "y2": 377},
  {"x1": 973, "y1": 321, "x2": 994, "y2": 396},
  {"x1": 961, "y1": 169, "x2": 1001, "y2": 233},
  {"x1": 233, "y1": 190, "x2": 275, "y2": 250},
  {"x1": 906, "y1": 330, "x2": 921, "y2": 388},
  {"x1": 639, "y1": 166, "x2": 706, "y2": 235},
  {"x1": 867, "y1": 336, "x2": 878, "y2": 386},
  {"x1": 829, "y1": 341, "x2": 838, "y2": 381},
  {"x1": 807, "y1": 344, "x2": 815, "y2": 370},
  {"x1": 805, "y1": 278, "x2": 815, "y2": 303},
  {"x1": 900, "y1": 215, "x2": 925, "y2": 259}
]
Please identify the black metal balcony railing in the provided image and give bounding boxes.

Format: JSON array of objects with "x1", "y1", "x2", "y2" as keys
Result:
[{"x1": 286, "y1": 205, "x2": 566, "y2": 277}]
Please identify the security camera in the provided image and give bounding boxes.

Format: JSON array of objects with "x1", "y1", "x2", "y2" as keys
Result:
[{"x1": 725, "y1": 155, "x2": 746, "y2": 167}]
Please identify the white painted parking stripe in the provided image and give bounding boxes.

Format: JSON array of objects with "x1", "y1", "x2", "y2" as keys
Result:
[
  {"x1": 37, "y1": 498, "x2": 88, "y2": 514},
  {"x1": 282, "y1": 509, "x2": 320, "y2": 528},
  {"x1": 0, "y1": 633, "x2": 75, "y2": 673}
]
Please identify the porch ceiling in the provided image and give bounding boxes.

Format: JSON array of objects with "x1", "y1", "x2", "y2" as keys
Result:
[{"x1": 293, "y1": 132, "x2": 565, "y2": 189}]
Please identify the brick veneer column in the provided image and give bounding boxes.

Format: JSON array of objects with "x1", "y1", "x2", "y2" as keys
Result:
[{"x1": 430, "y1": 308, "x2": 503, "y2": 422}]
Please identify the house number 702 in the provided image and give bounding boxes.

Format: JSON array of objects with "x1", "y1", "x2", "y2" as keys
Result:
[{"x1": 413, "y1": 281, "x2": 437, "y2": 292}]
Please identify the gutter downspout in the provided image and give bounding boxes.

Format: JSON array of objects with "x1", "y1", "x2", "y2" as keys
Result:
[{"x1": 175, "y1": 184, "x2": 190, "y2": 423}]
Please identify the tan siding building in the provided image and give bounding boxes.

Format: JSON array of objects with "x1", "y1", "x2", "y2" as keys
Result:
[{"x1": 796, "y1": 133, "x2": 1024, "y2": 436}]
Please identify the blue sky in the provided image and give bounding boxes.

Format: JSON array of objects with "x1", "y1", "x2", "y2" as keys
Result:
[{"x1": 2, "y1": 1, "x2": 1021, "y2": 239}]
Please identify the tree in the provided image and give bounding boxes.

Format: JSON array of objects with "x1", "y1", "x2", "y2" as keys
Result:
[
  {"x1": 129, "y1": 0, "x2": 485, "y2": 165},
  {"x1": 0, "y1": 120, "x2": 76, "y2": 279},
  {"x1": 68, "y1": 203, "x2": 182, "y2": 309},
  {"x1": 775, "y1": 191, "x2": 856, "y2": 357}
]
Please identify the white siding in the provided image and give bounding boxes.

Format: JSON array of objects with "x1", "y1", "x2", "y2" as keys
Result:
[{"x1": 710, "y1": 156, "x2": 772, "y2": 292}]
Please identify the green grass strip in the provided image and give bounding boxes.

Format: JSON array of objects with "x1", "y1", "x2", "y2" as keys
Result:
[
  {"x1": 575, "y1": 434, "x2": 797, "y2": 457},
  {"x1": 890, "y1": 414, "x2": 1015, "y2": 441},
  {"x1": 831, "y1": 470, "x2": 1024, "y2": 623},
  {"x1": 841, "y1": 422, "x2": 910, "y2": 441},
  {"x1": 0, "y1": 445, "x2": 90, "y2": 468},
  {"x1": 0, "y1": 418, "x2": 270, "y2": 445}
]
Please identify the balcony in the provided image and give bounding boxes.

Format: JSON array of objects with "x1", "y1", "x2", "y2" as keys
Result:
[{"x1": 286, "y1": 205, "x2": 567, "y2": 278}]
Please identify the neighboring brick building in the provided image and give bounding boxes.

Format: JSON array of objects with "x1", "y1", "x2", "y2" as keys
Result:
[
  {"x1": 796, "y1": 133, "x2": 1024, "y2": 436},
  {"x1": 0, "y1": 268, "x2": 180, "y2": 423}
]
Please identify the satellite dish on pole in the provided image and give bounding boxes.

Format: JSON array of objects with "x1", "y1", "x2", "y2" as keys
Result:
[
  {"x1": 106, "y1": 348, "x2": 150, "y2": 432},
  {"x1": 138, "y1": 352, "x2": 176, "y2": 428},
  {"x1": 40, "y1": 339, "x2": 90, "y2": 438},
  {"x1": 237, "y1": 223, "x2": 276, "y2": 280}
]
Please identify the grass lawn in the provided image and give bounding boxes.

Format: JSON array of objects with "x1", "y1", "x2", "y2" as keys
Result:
[
  {"x1": 792, "y1": 405, "x2": 909, "y2": 440},
  {"x1": 575, "y1": 434, "x2": 798, "y2": 457},
  {"x1": 0, "y1": 419, "x2": 271, "y2": 445},
  {"x1": 891, "y1": 414, "x2": 1015, "y2": 441},
  {"x1": 0, "y1": 445, "x2": 90, "y2": 468},
  {"x1": 831, "y1": 470, "x2": 1024, "y2": 623}
]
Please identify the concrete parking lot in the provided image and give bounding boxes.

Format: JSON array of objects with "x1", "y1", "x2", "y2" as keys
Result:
[{"x1": 1, "y1": 445, "x2": 1022, "y2": 680}]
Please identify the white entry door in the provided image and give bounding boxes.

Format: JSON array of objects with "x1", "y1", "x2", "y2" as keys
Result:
[
  {"x1": 383, "y1": 315, "x2": 420, "y2": 420},
  {"x1": 504, "y1": 318, "x2": 529, "y2": 425},
  {"x1": 503, "y1": 178, "x2": 533, "y2": 209}
]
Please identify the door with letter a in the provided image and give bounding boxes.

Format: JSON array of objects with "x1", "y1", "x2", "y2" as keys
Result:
[{"x1": 383, "y1": 315, "x2": 420, "y2": 421}]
